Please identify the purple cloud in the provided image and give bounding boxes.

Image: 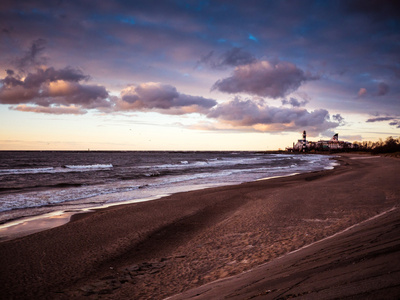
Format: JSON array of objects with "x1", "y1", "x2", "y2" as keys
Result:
[
  {"x1": 198, "y1": 47, "x2": 256, "y2": 69},
  {"x1": 0, "y1": 67, "x2": 111, "y2": 113},
  {"x1": 207, "y1": 97, "x2": 339, "y2": 133},
  {"x1": 388, "y1": 121, "x2": 400, "y2": 128},
  {"x1": 366, "y1": 117, "x2": 394, "y2": 122},
  {"x1": 332, "y1": 113, "x2": 345, "y2": 124},
  {"x1": 117, "y1": 82, "x2": 217, "y2": 114},
  {"x1": 212, "y1": 60, "x2": 317, "y2": 98},
  {"x1": 366, "y1": 115, "x2": 400, "y2": 128},
  {"x1": 14, "y1": 39, "x2": 47, "y2": 72},
  {"x1": 0, "y1": 0, "x2": 399, "y2": 124},
  {"x1": 281, "y1": 97, "x2": 308, "y2": 107}
]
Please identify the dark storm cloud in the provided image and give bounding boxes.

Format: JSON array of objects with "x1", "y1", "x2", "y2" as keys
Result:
[
  {"x1": 212, "y1": 61, "x2": 318, "y2": 98},
  {"x1": 117, "y1": 82, "x2": 217, "y2": 115},
  {"x1": 207, "y1": 97, "x2": 339, "y2": 133}
]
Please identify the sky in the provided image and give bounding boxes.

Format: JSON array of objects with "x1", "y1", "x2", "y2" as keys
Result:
[{"x1": 0, "y1": 0, "x2": 399, "y2": 151}]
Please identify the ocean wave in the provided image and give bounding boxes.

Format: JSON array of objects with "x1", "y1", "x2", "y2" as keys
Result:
[
  {"x1": 63, "y1": 164, "x2": 113, "y2": 169},
  {"x1": 149, "y1": 156, "x2": 265, "y2": 171},
  {"x1": 0, "y1": 152, "x2": 337, "y2": 222},
  {"x1": 0, "y1": 167, "x2": 55, "y2": 175},
  {"x1": 0, "y1": 183, "x2": 142, "y2": 213},
  {"x1": 0, "y1": 164, "x2": 113, "y2": 176}
]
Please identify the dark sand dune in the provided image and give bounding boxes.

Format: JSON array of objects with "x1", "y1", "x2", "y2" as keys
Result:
[{"x1": 0, "y1": 154, "x2": 399, "y2": 299}]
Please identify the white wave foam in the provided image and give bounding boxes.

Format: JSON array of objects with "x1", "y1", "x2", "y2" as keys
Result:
[
  {"x1": 0, "y1": 164, "x2": 113, "y2": 176},
  {"x1": 63, "y1": 164, "x2": 113, "y2": 169},
  {"x1": 0, "y1": 154, "x2": 336, "y2": 222},
  {"x1": 0, "y1": 167, "x2": 55, "y2": 175},
  {"x1": 151, "y1": 156, "x2": 264, "y2": 170}
]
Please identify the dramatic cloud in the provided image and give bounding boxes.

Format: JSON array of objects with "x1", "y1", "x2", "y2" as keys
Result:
[
  {"x1": 197, "y1": 47, "x2": 256, "y2": 69},
  {"x1": 0, "y1": 0, "x2": 399, "y2": 149},
  {"x1": 1, "y1": 72, "x2": 219, "y2": 115},
  {"x1": 116, "y1": 82, "x2": 217, "y2": 115},
  {"x1": 212, "y1": 61, "x2": 317, "y2": 98},
  {"x1": 207, "y1": 97, "x2": 339, "y2": 134},
  {"x1": 0, "y1": 67, "x2": 111, "y2": 113},
  {"x1": 281, "y1": 97, "x2": 308, "y2": 107}
]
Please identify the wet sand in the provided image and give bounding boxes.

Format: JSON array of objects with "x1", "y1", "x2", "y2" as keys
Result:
[{"x1": 0, "y1": 154, "x2": 399, "y2": 299}]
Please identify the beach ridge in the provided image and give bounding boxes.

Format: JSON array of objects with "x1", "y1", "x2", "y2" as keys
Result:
[{"x1": 167, "y1": 205, "x2": 400, "y2": 299}]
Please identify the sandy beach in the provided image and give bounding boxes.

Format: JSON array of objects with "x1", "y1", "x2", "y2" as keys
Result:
[{"x1": 0, "y1": 154, "x2": 399, "y2": 299}]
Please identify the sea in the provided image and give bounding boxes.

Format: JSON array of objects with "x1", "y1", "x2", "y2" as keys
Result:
[{"x1": 0, "y1": 151, "x2": 337, "y2": 225}]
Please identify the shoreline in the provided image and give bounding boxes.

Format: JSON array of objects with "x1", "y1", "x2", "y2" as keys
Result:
[
  {"x1": 0, "y1": 154, "x2": 337, "y2": 241},
  {"x1": 0, "y1": 194, "x2": 170, "y2": 242},
  {"x1": 0, "y1": 154, "x2": 399, "y2": 299}
]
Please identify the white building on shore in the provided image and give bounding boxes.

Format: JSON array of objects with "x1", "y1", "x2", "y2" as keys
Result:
[{"x1": 287, "y1": 132, "x2": 358, "y2": 152}]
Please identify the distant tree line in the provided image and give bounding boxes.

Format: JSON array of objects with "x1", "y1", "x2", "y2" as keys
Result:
[{"x1": 354, "y1": 136, "x2": 400, "y2": 154}]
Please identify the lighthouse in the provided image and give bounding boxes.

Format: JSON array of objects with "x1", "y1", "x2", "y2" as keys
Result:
[{"x1": 302, "y1": 130, "x2": 306, "y2": 152}]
